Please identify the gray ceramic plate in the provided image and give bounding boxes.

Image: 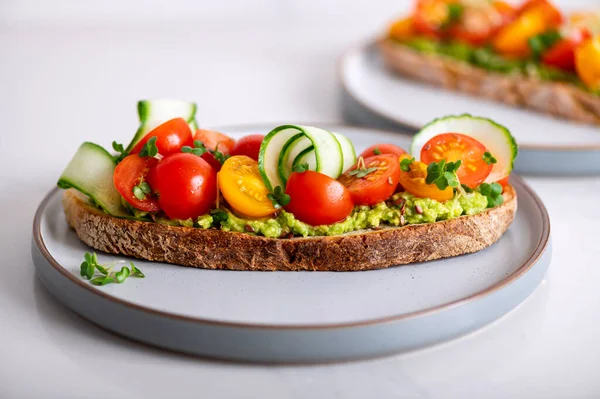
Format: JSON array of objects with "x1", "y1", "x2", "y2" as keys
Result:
[
  {"x1": 340, "y1": 44, "x2": 600, "y2": 176},
  {"x1": 32, "y1": 124, "x2": 551, "y2": 363}
]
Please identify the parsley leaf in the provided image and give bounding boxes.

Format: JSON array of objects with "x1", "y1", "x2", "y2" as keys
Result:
[
  {"x1": 400, "y1": 157, "x2": 415, "y2": 172},
  {"x1": 267, "y1": 186, "x2": 291, "y2": 209},
  {"x1": 80, "y1": 252, "x2": 144, "y2": 286},
  {"x1": 482, "y1": 151, "x2": 497, "y2": 165},
  {"x1": 139, "y1": 136, "x2": 159, "y2": 158},
  {"x1": 373, "y1": 147, "x2": 382, "y2": 155}
]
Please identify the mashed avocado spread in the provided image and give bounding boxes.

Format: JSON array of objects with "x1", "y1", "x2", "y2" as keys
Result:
[
  {"x1": 156, "y1": 191, "x2": 489, "y2": 238},
  {"x1": 399, "y1": 37, "x2": 583, "y2": 86}
]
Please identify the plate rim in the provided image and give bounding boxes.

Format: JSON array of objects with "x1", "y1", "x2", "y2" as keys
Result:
[
  {"x1": 33, "y1": 123, "x2": 551, "y2": 331},
  {"x1": 338, "y1": 42, "x2": 600, "y2": 151}
]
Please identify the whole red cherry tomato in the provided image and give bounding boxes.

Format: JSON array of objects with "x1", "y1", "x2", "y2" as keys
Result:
[
  {"x1": 285, "y1": 171, "x2": 354, "y2": 226},
  {"x1": 147, "y1": 153, "x2": 217, "y2": 220}
]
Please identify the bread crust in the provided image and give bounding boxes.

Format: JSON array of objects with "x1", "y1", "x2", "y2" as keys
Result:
[
  {"x1": 378, "y1": 39, "x2": 600, "y2": 126},
  {"x1": 62, "y1": 185, "x2": 517, "y2": 271}
]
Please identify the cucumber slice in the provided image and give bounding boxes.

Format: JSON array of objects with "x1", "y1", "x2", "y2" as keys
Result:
[
  {"x1": 332, "y1": 132, "x2": 357, "y2": 173},
  {"x1": 410, "y1": 114, "x2": 518, "y2": 183},
  {"x1": 125, "y1": 99, "x2": 198, "y2": 153},
  {"x1": 289, "y1": 133, "x2": 356, "y2": 176},
  {"x1": 137, "y1": 99, "x2": 197, "y2": 123},
  {"x1": 292, "y1": 146, "x2": 316, "y2": 171},
  {"x1": 277, "y1": 133, "x2": 310, "y2": 186},
  {"x1": 258, "y1": 125, "x2": 344, "y2": 192},
  {"x1": 57, "y1": 142, "x2": 131, "y2": 218}
]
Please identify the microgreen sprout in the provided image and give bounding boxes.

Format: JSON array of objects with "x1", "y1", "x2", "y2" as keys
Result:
[{"x1": 80, "y1": 252, "x2": 145, "y2": 286}]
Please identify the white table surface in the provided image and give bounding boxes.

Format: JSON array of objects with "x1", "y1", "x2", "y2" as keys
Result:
[{"x1": 2, "y1": 1, "x2": 600, "y2": 398}]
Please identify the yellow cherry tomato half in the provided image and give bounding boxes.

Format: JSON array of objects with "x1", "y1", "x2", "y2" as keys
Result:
[
  {"x1": 398, "y1": 155, "x2": 454, "y2": 202},
  {"x1": 389, "y1": 17, "x2": 414, "y2": 41},
  {"x1": 575, "y1": 35, "x2": 600, "y2": 90},
  {"x1": 218, "y1": 155, "x2": 276, "y2": 218},
  {"x1": 492, "y1": 7, "x2": 548, "y2": 57}
]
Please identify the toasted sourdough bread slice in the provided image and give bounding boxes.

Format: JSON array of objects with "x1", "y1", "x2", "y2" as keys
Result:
[
  {"x1": 378, "y1": 39, "x2": 600, "y2": 126},
  {"x1": 63, "y1": 186, "x2": 517, "y2": 271}
]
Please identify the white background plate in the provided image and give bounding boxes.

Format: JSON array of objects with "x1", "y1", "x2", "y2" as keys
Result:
[
  {"x1": 32, "y1": 125, "x2": 551, "y2": 362},
  {"x1": 340, "y1": 45, "x2": 600, "y2": 175}
]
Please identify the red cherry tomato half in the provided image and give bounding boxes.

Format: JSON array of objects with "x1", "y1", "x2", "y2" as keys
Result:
[
  {"x1": 542, "y1": 29, "x2": 591, "y2": 71},
  {"x1": 338, "y1": 154, "x2": 401, "y2": 206},
  {"x1": 420, "y1": 133, "x2": 493, "y2": 189},
  {"x1": 285, "y1": 171, "x2": 354, "y2": 226},
  {"x1": 194, "y1": 129, "x2": 236, "y2": 154},
  {"x1": 130, "y1": 118, "x2": 193, "y2": 156},
  {"x1": 113, "y1": 155, "x2": 161, "y2": 212},
  {"x1": 147, "y1": 153, "x2": 217, "y2": 220},
  {"x1": 230, "y1": 134, "x2": 265, "y2": 161},
  {"x1": 359, "y1": 144, "x2": 408, "y2": 159}
]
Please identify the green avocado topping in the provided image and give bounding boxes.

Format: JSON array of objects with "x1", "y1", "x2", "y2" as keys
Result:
[
  {"x1": 157, "y1": 191, "x2": 491, "y2": 238},
  {"x1": 399, "y1": 37, "x2": 585, "y2": 87}
]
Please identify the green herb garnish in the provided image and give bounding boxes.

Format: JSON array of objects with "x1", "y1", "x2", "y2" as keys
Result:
[
  {"x1": 461, "y1": 184, "x2": 473, "y2": 193},
  {"x1": 210, "y1": 208, "x2": 229, "y2": 227},
  {"x1": 212, "y1": 143, "x2": 230, "y2": 165},
  {"x1": 373, "y1": 148, "x2": 382, "y2": 155},
  {"x1": 478, "y1": 182, "x2": 504, "y2": 208},
  {"x1": 132, "y1": 181, "x2": 152, "y2": 200},
  {"x1": 80, "y1": 252, "x2": 144, "y2": 286},
  {"x1": 112, "y1": 141, "x2": 127, "y2": 163},
  {"x1": 482, "y1": 151, "x2": 497, "y2": 165},
  {"x1": 293, "y1": 163, "x2": 309, "y2": 173},
  {"x1": 348, "y1": 157, "x2": 378, "y2": 178},
  {"x1": 181, "y1": 140, "x2": 208, "y2": 156},
  {"x1": 444, "y1": 3, "x2": 464, "y2": 28},
  {"x1": 425, "y1": 159, "x2": 462, "y2": 190},
  {"x1": 139, "y1": 136, "x2": 159, "y2": 158},
  {"x1": 349, "y1": 167, "x2": 378, "y2": 178},
  {"x1": 400, "y1": 157, "x2": 415, "y2": 172},
  {"x1": 528, "y1": 30, "x2": 562, "y2": 59},
  {"x1": 267, "y1": 186, "x2": 291, "y2": 209}
]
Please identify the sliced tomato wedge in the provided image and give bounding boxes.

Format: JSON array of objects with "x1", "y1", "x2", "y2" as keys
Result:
[
  {"x1": 412, "y1": 0, "x2": 449, "y2": 39},
  {"x1": 420, "y1": 133, "x2": 492, "y2": 189},
  {"x1": 338, "y1": 154, "x2": 401, "y2": 206},
  {"x1": 230, "y1": 134, "x2": 265, "y2": 161},
  {"x1": 218, "y1": 155, "x2": 276, "y2": 218},
  {"x1": 359, "y1": 144, "x2": 407, "y2": 159},
  {"x1": 194, "y1": 129, "x2": 236, "y2": 154},
  {"x1": 130, "y1": 118, "x2": 193, "y2": 156},
  {"x1": 113, "y1": 155, "x2": 160, "y2": 212}
]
